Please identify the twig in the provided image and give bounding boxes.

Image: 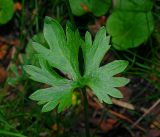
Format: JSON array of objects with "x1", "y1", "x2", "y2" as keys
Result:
[
  {"x1": 87, "y1": 88, "x2": 148, "y2": 113},
  {"x1": 82, "y1": 88, "x2": 90, "y2": 137},
  {"x1": 108, "y1": 109, "x2": 146, "y2": 132},
  {"x1": 112, "y1": 98, "x2": 148, "y2": 113},
  {"x1": 132, "y1": 99, "x2": 160, "y2": 128},
  {"x1": 87, "y1": 89, "x2": 146, "y2": 132}
]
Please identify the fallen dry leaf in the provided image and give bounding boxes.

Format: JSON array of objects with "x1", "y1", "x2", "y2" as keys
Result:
[
  {"x1": 91, "y1": 116, "x2": 117, "y2": 133},
  {"x1": 0, "y1": 44, "x2": 8, "y2": 60},
  {"x1": 88, "y1": 16, "x2": 107, "y2": 35},
  {"x1": 100, "y1": 118, "x2": 117, "y2": 132},
  {"x1": 14, "y1": 2, "x2": 22, "y2": 11},
  {"x1": 51, "y1": 123, "x2": 64, "y2": 134},
  {"x1": 0, "y1": 66, "x2": 7, "y2": 83},
  {"x1": 80, "y1": 3, "x2": 90, "y2": 13},
  {"x1": 119, "y1": 87, "x2": 133, "y2": 102},
  {"x1": 145, "y1": 129, "x2": 160, "y2": 137}
]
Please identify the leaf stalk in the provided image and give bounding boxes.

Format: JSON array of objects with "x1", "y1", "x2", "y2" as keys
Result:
[{"x1": 82, "y1": 88, "x2": 90, "y2": 137}]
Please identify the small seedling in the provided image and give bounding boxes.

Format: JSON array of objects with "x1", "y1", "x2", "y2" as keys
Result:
[{"x1": 24, "y1": 17, "x2": 129, "y2": 137}]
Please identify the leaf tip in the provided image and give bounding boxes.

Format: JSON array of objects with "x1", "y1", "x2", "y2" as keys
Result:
[
  {"x1": 106, "y1": 99, "x2": 113, "y2": 104},
  {"x1": 125, "y1": 78, "x2": 130, "y2": 85},
  {"x1": 99, "y1": 26, "x2": 106, "y2": 33},
  {"x1": 29, "y1": 92, "x2": 37, "y2": 101},
  {"x1": 117, "y1": 91, "x2": 123, "y2": 98},
  {"x1": 23, "y1": 65, "x2": 30, "y2": 73},
  {"x1": 41, "y1": 107, "x2": 49, "y2": 113},
  {"x1": 124, "y1": 60, "x2": 129, "y2": 66},
  {"x1": 23, "y1": 65, "x2": 27, "y2": 71},
  {"x1": 44, "y1": 16, "x2": 53, "y2": 23}
]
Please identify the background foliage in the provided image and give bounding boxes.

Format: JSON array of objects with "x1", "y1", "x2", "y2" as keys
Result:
[{"x1": 0, "y1": 0, "x2": 160, "y2": 137}]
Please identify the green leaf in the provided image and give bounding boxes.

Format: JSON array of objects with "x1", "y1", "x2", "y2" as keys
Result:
[
  {"x1": 107, "y1": 12, "x2": 154, "y2": 50},
  {"x1": 35, "y1": 17, "x2": 81, "y2": 80},
  {"x1": 30, "y1": 86, "x2": 70, "y2": 102},
  {"x1": 0, "y1": 130, "x2": 27, "y2": 137},
  {"x1": 82, "y1": 29, "x2": 129, "y2": 104},
  {"x1": 30, "y1": 84, "x2": 73, "y2": 112},
  {"x1": 69, "y1": 0, "x2": 88, "y2": 16},
  {"x1": 69, "y1": 0, "x2": 111, "y2": 16},
  {"x1": 42, "y1": 100, "x2": 59, "y2": 112},
  {"x1": 24, "y1": 17, "x2": 129, "y2": 113},
  {"x1": 44, "y1": 17, "x2": 66, "y2": 51},
  {"x1": 107, "y1": 88, "x2": 123, "y2": 98},
  {"x1": 106, "y1": 0, "x2": 154, "y2": 50},
  {"x1": 88, "y1": 80, "x2": 112, "y2": 104},
  {"x1": 66, "y1": 22, "x2": 81, "y2": 79},
  {"x1": 90, "y1": 0, "x2": 112, "y2": 16},
  {"x1": 23, "y1": 64, "x2": 69, "y2": 86},
  {"x1": 86, "y1": 60, "x2": 129, "y2": 104},
  {"x1": 82, "y1": 27, "x2": 111, "y2": 74},
  {"x1": 23, "y1": 33, "x2": 49, "y2": 65},
  {"x1": 99, "y1": 60, "x2": 129, "y2": 77},
  {"x1": 0, "y1": 0, "x2": 14, "y2": 24},
  {"x1": 114, "y1": 0, "x2": 153, "y2": 12},
  {"x1": 57, "y1": 90, "x2": 72, "y2": 113},
  {"x1": 41, "y1": 90, "x2": 72, "y2": 112},
  {"x1": 109, "y1": 77, "x2": 130, "y2": 87},
  {"x1": 86, "y1": 75, "x2": 129, "y2": 103},
  {"x1": 32, "y1": 33, "x2": 48, "y2": 47}
]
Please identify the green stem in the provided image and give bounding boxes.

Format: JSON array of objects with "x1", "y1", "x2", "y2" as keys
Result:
[
  {"x1": 82, "y1": 88, "x2": 90, "y2": 137},
  {"x1": 35, "y1": 0, "x2": 39, "y2": 33},
  {"x1": 0, "y1": 130, "x2": 26, "y2": 137},
  {"x1": 65, "y1": 0, "x2": 76, "y2": 27}
]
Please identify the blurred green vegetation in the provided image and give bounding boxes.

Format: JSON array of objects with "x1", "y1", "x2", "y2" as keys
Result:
[{"x1": 0, "y1": 0, "x2": 160, "y2": 137}]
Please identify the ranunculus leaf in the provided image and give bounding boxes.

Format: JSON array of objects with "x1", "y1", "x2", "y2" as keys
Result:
[{"x1": 24, "y1": 17, "x2": 129, "y2": 112}]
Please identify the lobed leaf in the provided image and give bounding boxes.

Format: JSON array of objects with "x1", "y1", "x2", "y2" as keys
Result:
[
  {"x1": 33, "y1": 17, "x2": 80, "y2": 80},
  {"x1": 30, "y1": 84, "x2": 73, "y2": 112},
  {"x1": 86, "y1": 60, "x2": 129, "y2": 103},
  {"x1": 87, "y1": 75, "x2": 126, "y2": 104},
  {"x1": 25, "y1": 17, "x2": 130, "y2": 112},
  {"x1": 66, "y1": 22, "x2": 81, "y2": 79},
  {"x1": 42, "y1": 100, "x2": 59, "y2": 112},
  {"x1": 82, "y1": 27, "x2": 111, "y2": 74},
  {"x1": 24, "y1": 65, "x2": 69, "y2": 86},
  {"x1": 99, "y1": 60, "x2": 129, "y2": 77}
]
